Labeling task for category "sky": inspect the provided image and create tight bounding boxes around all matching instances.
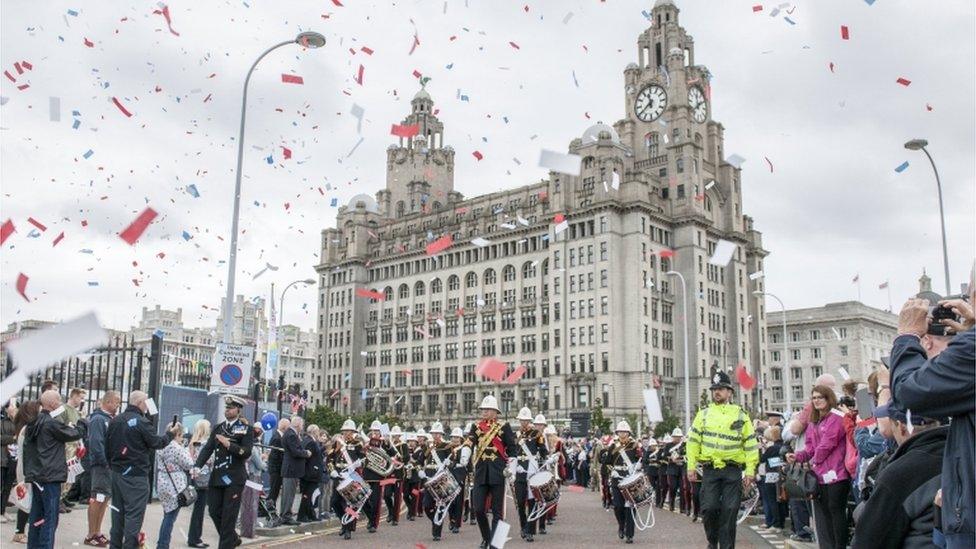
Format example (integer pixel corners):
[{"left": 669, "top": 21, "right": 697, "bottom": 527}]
[{"left": 1, "top": 0, "right": 974, "bottom": 335}]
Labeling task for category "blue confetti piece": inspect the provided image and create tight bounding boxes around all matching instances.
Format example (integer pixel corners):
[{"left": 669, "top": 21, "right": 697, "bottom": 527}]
[
  {"left": 153, "top": 328, "right": 165, "bottom": 338},
  {"left": 503, "top": 117, "right": 509, "bottom": 124},
  {"left": 127, "top": 418, "right": 137, "bottom": 427},
  {"left": 784, "top": 17, "right": 796, "bottom": 25},
  {"left": 123, "top": 466, "right": 132, "bottom": 475},
  {"left": 445, "top": 63, "right": 454, "bottom": 70},
  {"left": 864, "top": 0, "right": 876, "bottom": 4},
  {"left": 67, "top": 9, "right": 78, "bottom": 16},
  {"left": 895, "top": 161, "right": 909, "bottom": 173},
  {"left": 572, "top": 70, "right": 579, "bottom": 88},
  {"left": 361, "top": 388, "right": 368, "bottom": 400},
  {"left": 460, "top": 94, "right": 469, "bottom": 102},
  {"left": 27, "top": 229, "right": 40, "bottom": 238},
  {"left": 253, "top": 200, "right": 260, "bottom": 207},
  {"left": 330, "top": 198, "right": 338, "bottom": 207},
  {"left": 182, "top": 231, "right": 192, "bottom": 241},
  {"left": 266, "top": 155, "right": 274, "bottom": 164},
  {"left": 344, "top": 373, "right": 351, "bottom": 381},
  {"left": 185, "top": 184, "right": 200, "bottom": 198},
  {"left": 82, "top": 149, "right": 94, "bottom": 159},
  {"left": 72, "top": 110, "right": 80, "bottom": 116},
  {"left": 79, "top": 249, "right": 93, "bottom": 254},
  {"left": 641, "top": 9, "right": 652, "bottom": 20},
  {"left": 222, "top": 475, "right": 232, "bottom": 485},
  {"left": 72, "top": 119, "right": 80, "bottom": 129},
  {"left": 87, "top": 281, "right": 98, "bottom": 286}
]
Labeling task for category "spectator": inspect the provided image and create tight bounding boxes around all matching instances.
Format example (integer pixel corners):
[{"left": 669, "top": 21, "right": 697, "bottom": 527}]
[
  {"left": 1, "top": 399, "right": 18, "bottom": 524},
  {"left": 84, "top": 390, "right": 121, "bottom": 548},
  {"left": 787, "top": 385, "right": 850, "bottom": 549},
  {"left": 759, "top": 426, "right": 787, "bottom": 533},
  {"left": 266, "top": 417, "right": 289, "bottom": 515},
  {"left": 106, "top": 391, "right": 178, "bottom": 549},
  {"left": 62, "top": 387, "right": 88, "bottom": 512},
  {"left": 279, "top": 416, "right": 310, "bottom": 525},
  {"left": 851, "top": 406, "right": 947, "bottom": 548},
  {"left": 298, "top": 424, "right": 324, "bottom": 523},
  {"left": 186, "top": 420, "right": 212, "bottom": 548},
  {"left": 23, "top": 390, "right": 87, "bottom": 549},
  {"left": 10, "top": 400, "right": 40, "bottom": 544},
  {"left": 316, "top": 430, "right": 332, "bottom": 520},
  {"left": 889, "top": 280, "right": 976, "bottom": 549},
  {"left": 155, "top": 422, "right": 195, "bottom": 549},
  {"left": 789, "top": 374, "right": 838, "bottom": 439},
  {"left": 238, "top": 424, "right": 266, "bottom": 538}
]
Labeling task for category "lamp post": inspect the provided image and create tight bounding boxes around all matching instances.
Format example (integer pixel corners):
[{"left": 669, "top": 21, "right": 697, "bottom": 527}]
[
  {"left": 754, "top": 291, "right": 790, "bottom": 414},
  {"left": 904, "top": 139, "right": 951, "bottom": 295},
  {"left": 279, "top": 278, "right": 316, "bottom": 329},
  {"left": 666, "top": 270, "right": 691, "bottom": 431},
  {"left": 221, "top": 31, "right": 326, "bottom": 344}
]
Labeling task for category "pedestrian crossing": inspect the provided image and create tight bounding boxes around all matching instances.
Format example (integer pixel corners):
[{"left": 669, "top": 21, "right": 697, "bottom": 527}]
[{"left": 749, "top": 523, "right": 786, "bottom": 548}]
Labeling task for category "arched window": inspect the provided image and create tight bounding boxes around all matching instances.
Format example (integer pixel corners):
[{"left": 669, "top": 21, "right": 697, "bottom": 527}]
[
  {"left": 583, "top": 156, "right": 596, "bottom": 169},
  {"left": 694, "top": 133, "right": 703, "bottom": 147},
  {"left": 522, "top": 261, "right": 537, "bottom": 278},
  {"left": 398, "top": 284, "right": 409, "bottom": 300},
  {"left": 414, "top": 281, "right": 426, "bottom": 296},
  {"left": 484, "top": 268, "right": 497, "bottom": 285},
  {"left": 383, "top": 286, "right": 394, "bottom": 301},
  {"left": 447, "top": 275, "right": 460, "bottom": 291},
  {"left": 431, "top": 278, "right": 443, "bottom": 293},
  {"left": 503, "top": 265, "right": 516, "bottom": 282},
  {"left": 541, "top": 258, "right": 550, "bottom": 276},
  {"left": 465, "top": 272, "right": 478, "bottom": 288},
  {"left": 645, "top": 132, "right": 660, "bottom": 156}
]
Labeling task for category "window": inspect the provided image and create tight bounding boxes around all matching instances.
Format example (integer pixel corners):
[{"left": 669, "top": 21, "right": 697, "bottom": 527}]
[
  {"left": 399, "top": 284, "right": 410, "bottom": 299},
  {"left": 465, "top": 272, "right": 478, "bottom": 288},
  {"left": 790, "top": 331, "right": 801, "bottom": 342},
  {"left": 484, "top": 268, "right": 497, "bottom": 285},
  {"left": 600, "top": 241, "right": 608, "bottom": 261},
  {"left": 840, "top": 345, "right": 849, "bottom": 356},
  {"left": 791, "top": 349, "right": 800, "bottom": 361},
  {"left": 503, "top": 265, "right": 516, "bottom": 282},
  {"left": 771, "top": 350, "right": 781, "bottom": 362},
  {"left": 812, "top": 348, "right": 822, "bottom": 359},
  {"left": 448, "top": 275, "right": 460, "bottom": 291},
  {"left": 431, "top": 278, "right": 443, "bottom": 293}
]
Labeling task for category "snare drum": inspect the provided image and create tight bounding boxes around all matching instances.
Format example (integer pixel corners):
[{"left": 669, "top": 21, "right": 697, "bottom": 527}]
[
  {"left": 337, "top": 477, "right": 371, "bottom": 508},
  {"left": 528, "top": 471, "right": 560, "bottom": 506},
  {"left": 425, "top": 470, "right": 461, "bottom": 506},
  {"left": 619, "top": 472, "right": 654, "bottom": 508}
]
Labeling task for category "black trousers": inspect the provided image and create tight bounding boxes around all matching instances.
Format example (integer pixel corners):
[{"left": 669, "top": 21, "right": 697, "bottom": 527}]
[
  {"left": 813, "top": 482, "right": 850, "bottom": 549},
  {"left": 700, "top": 465, "right": 743, "bottom": 549},
  {"left": 448, "top": 481, "right": 464, "bottom": 529},
  {"left": 331, "top": 490, "right": 358, "bottom": 532},
  {"left": 187, "top": 487, "right": 208, "bottom": 544},
  {"left": 692, "top": 481, "right": 702, "bottom": 517},
  {"left": 472, "top": 482, "right": 505, "bottom": 543},
  {"left": 405, "top": 480, "right": 422, "bottom": 518},
  {"left": 297, "top": 479, "right": 318, "bottom": 521},
  {"left": 267, "top": 473, "right": 282, "bottom": 508},
  {"left": 383, "top": 481, "right": 399, "bottom": 522},
  {"left": 513, "top": 480, "right": 538, "bottom": 535},
  {"left": 653, "top": 474, "right": 666, "bottom": 507},
  {"left": 666, "top": 473, "right": 680, "bottom": 509},
  {"left": 611, "top": 480, "right": 636, "bottom": 539},
  {"left": 423, "top": 489, "right": 445, "bottom": 537},
  {"left": 207, "top": 484, "right": 245, "bottom": 549},
  {"left": 366, "top": 481, "right": 383, "bottom": 528}
]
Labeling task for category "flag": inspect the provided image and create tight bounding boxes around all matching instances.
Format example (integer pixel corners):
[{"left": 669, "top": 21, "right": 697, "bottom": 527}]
[
  {"left": 878, "top": 281, "right": 888, "bottom": 290},
  {"left": 266, "top": 292, "right": 278, "bottom": 379}
]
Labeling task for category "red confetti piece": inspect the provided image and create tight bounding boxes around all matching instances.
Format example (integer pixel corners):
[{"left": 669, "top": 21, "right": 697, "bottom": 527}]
[
  {"left": 332, "top": 0, "right": 344, "bottom": 5},
  {"left": 156, "top": 252, "right": 166, "bottom": 259},
  {"left": 281, "top": 146, "right": 292, "bottom": 159},
  {"left": 16, "top": 273, "right": 30, "bottom": 302},
  {"left": 764, "top": 156, "right": 774, "bottom": 173},
  {"left": 33, "top": 519, "right": 45, "bottom": 527},
  {"left": 896, "top": 77, "right": 911, "bottom": 87},
  {"left": 14, "top": 62, "right": 23, "bottom": 75},
  {"left": 361, "top": 46, "right": 374, "bottom": 55},
  {"left": 356, "top": 288, "right": 385, "bottom": 300},
  {"left": 354, "top": 65, "right": 364, "bottom": 85},
  {"left": 568, "top": 485, "right": 585, "bottom": 493},
  {"left": 152, "top": 4, "right": 181, "bottom": 36},
  {"left": 27, "top": 217, "right": 47, "bottom": 231},
  {"left": 52, "top": 231, "right": 65, "bottom": 247},
  {"left": 554, "top": 213, "right": 566, "bottom": 224},
  {"left": 81, "top": 220, "right": 88, "bottom": 227},
  {"left": 119, "top": 207, "right": 158, "bottom": 245},
  {"left": 829, "top": 62, "right": 835, "bottom": 73},
  {"left": 112, "top": 97, "right": 133, "bottom": 117},
  {"left": 925, "top": 103, "right": 933, "bottom": 112},
  {"left": 840, "top": 25, "right": 850, "bottom": 40},
  {"left": 752, "top": 4, "right": 763, "bottom": 12},
  {"left": 412, "top": 69, "right": 422, "bottom": 79},
  {"left": 391, "top": 124, "right": 419, "bottom": 138},
  {"left": 426, "top": 235, "right": 453, "bottom": 256},
  {"left": 0, "top": 219, "right": 14, "bottom": 245},
  {"left": 84, "top": 37, "right": 94, "bottom": 47},
  {"left": 584, "top": 112, "right": 591, "bottom": 119},
  {"left": 476, "top": 358, "right": 507, "bottom": 382},
  {"left": 736, "top": 363, "right": 757, "bottom": 391},
  {"left": 659, "top": 249, "right": 675, "bottom": 259},
  {"left": 3, "top": 70, "right": 15, "bottom": 83},
  {"left": 21, "top": 60, "right": 32, "bottom": 70},
  {"left": 472, "top": 151, "right": 483, "bottom": 161},
  {"left": 504, "top": 365, "right": 527, "bottom": 384},
  {"left": 416, "top": 544, "right": 428, "bottom": 549},
  {"left": 16, "top": 84, "right": 29, "bottom": 91},
  {"left": 281, "top": 74, "right": 304, "bottom": 85},
  {"left": 509, "top": 41, "right": 520, "bottom": 50},
  {"left": 523, "top": 4, "right": 529, "bottom": 12}
]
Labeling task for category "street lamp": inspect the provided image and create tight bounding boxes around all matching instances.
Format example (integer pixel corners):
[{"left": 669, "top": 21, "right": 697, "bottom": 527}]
[
  {"left": 221, "top": 31, "right": 327, "bottom": 344},
  {"left": 904, "top": 139, "right": 951, "bottom": 295},
  {"left": 666, "top": 271, "right": 692, "bottom": 431},
  {"left": 279, "top": 278, "right": 316, "bottom": 328},
  {"left": 754, "top": 291, "right": 791, "bottom": 414}
]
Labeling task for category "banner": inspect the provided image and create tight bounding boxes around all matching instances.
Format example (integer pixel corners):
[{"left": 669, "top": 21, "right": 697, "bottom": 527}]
[
  {"left": 210, "top": 343, "right": 254, "bottom": 396},
  {"left": 266, "top": 287, "right": 278, "bottom": 380}
]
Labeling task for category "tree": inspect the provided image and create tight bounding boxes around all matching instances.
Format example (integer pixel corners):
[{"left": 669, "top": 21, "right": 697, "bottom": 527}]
[
  {"left": 590, "top": 404, "right": 612, "bottom": 436},
  {"left": 653, "top": 407, "right": 680, "bottom": 439}
]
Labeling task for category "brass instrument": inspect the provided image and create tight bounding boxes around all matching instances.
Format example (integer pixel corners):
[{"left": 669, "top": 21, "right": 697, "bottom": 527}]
[{"left": 365, "top": 444, "right": 396, "bottom": 476}]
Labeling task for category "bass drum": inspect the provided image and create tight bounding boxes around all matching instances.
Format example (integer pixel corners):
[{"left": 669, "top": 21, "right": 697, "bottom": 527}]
[
  {"left": 528, "top": 471, "right": 560, "bottom": 506},
  {"left": 337, "top": 477, "right": 371, "bottom": 508},
  {"left": 425, "top": 470, "right": 461, "bottom": 507},
  {"left": 619, "top": 472, "right": 655, "bottom": 508}
]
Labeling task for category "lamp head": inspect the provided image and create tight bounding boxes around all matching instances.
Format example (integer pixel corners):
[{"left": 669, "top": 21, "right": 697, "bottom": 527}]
[
  {"left": 904, "top": 139, "right": 928, "bottom": 151},
  {"left": 296, "top": 31, "right": 326, "bottom": 49},
  {"left": 752, "top": 290, "right": 764, "bottom": 297},
  {"left": 302, "top": 278, "right": 316, "bottom": 285}
]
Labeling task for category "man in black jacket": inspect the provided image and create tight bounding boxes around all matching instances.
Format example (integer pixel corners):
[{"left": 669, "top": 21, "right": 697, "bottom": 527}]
[
  {"left": 279, "top": 415, "right": 310, "bottom": 525},
  {"left": 852, "top": 406, "right": 947, "bottom": 549},
  {"left": 466, "top": 395, "right": 518, "bottom": 549},
  {"left": 266, "top": 417, "right": 289, "bottom": 514},
  {"left": 105, "top": 390, "right": 176, "bottom": 549},
  {"left": 193, "top": 395, "right": 254, "bottom": 549},
  {"left": 24, "top": 390, "right": 87, "bottom": 548}
]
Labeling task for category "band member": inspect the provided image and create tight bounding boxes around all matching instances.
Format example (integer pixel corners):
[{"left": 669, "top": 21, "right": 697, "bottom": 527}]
[
  {"left": 409, "top": 429, "right": 428, "bottom": 520},
  {"left": 385, "top": 425, "right": 407, "bottom": 526},
  {"left": 669, "top": 428, "right": 692, "bottom": 515},
  {"left": 193, "top": 395, "right": 255, "bottom": 549},
  {"left": 363, "top": 420, "right": 398, "bottom": 532},
  {"left": 686, "top": 371, "right": 758, "bottom": 549},
  {"left": 655, "top": 434, "right": 672, "bottom": 508},
  {"left": 420, "top": 422, "right": 452, "bottom": 541},
  {"left": 542, "top": 424, "right": 564, "bottom": 528},
  {"left": 598, "top": 436, "right": 613, "bottom": 509},
  {"left": 466, "top": 395, "right": 518, "bottom": 549},
  {"left": 403, "top": 433, "right": 421, "bottom": 521},
  {"left": 327, "top": 419, "right": 365, "bottom": 540},
  {"left": 513, "top": 407, "right": 548, "bottom": 542},
  {"left": 448, "top": 427, "right": 471, "bottom": 534},
  {"left": 642, "top": 437, "right": 660, "bottom": 508},
  {"left": 605, "top": 420, "right": 641, "bottom": 544}
]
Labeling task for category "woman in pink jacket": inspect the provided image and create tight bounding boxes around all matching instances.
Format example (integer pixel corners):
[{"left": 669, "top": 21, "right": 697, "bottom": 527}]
[{"left": 787, "top": 385, "right": 850, "bottom": 549}]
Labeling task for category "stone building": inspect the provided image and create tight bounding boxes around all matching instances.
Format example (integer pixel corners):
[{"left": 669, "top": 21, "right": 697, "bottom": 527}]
[
  {"left": 258, "top": 324, "right": 320, "bottom": 407},
  {"left": 315, "top": 0, "right": 769, "bottom": 424}
]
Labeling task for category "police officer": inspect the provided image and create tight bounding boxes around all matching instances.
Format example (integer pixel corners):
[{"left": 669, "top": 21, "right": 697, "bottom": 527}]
[
  {"left": 605, "top": 420, "right": 641, "bottom": 544},
  {"left": 466, "top": 395, "right": 518, "bottom": 549},
  {"left": 686, "top": 370, "right": 759, "bottom": 549},
  {"left": 193, "top": 395, "right": 254, "bottom": 549},
  {"left": 447, "top": 427, "right": 471, "bottom": 534},
  {"left": 513, "top": 407, "right": 548, "bottom": 542}
]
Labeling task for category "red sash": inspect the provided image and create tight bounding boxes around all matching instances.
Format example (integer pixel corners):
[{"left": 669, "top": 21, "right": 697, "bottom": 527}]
[{"left": 478, "top": 420, "right": 508, "bottom": 460}]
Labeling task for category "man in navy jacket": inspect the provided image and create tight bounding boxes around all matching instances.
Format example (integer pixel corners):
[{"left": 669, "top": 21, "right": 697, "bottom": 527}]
[{"left": 889, "top": 275, "right": 975, "bottom": 549}]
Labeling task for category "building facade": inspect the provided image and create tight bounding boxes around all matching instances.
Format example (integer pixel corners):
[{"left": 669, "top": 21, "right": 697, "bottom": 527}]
[
  {"left": 258, "top": 324, "right": 321, "bottom": 407},
  {"left": 763, "top": 301, "right": 897, "bottom": 413},
  {"left": 315, "top": 0, "right": 769, "bottom": 424}
]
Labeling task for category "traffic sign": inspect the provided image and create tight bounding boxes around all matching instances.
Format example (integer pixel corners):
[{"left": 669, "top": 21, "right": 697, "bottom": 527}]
[{"left": 210, "top": 343, "right": 254, "bottom": 395}]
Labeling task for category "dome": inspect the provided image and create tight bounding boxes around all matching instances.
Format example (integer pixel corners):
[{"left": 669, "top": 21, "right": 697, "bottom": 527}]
[
  {"left": 582, "top": 122, "right": 620, "bottom": 144},
  {"left": 654, "top": 0, "right": 676, "bottom": 7},
  {"left": 348, "top": 193, "right": 380, "bottom": 213},
  {"left": 625, "top": 62, "right": 639, "bottom": 71},
  {"left": 413, "top": 88, "right": 431, "bottom": 101}
]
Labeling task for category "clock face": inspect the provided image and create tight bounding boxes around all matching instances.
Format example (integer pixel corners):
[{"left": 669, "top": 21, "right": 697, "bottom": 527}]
[
  {"left": 688, "top": 86, "right": 707, "bottom": 123},
  {"left": 634, "top": 85, "right": 667, "bottom": 122}
]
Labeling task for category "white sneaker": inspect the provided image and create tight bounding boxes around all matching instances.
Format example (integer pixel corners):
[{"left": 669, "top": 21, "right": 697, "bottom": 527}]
[{"left": 0, "top": 515, "right": 8, "bottom": 524}]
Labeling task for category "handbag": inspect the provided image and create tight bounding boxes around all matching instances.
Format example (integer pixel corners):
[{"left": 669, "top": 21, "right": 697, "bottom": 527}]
[
  {"left": 162, "top": 457, "right": 197, "bottom": 508},
  {"left": 783, "top": 462, "right": 818, "bottom": 499}
]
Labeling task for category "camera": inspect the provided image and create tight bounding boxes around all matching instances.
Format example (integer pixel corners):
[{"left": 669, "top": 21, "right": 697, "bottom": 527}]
[
  {"left": 928, "top": 295, "right": 966, "bottom": 336},
  {"left": 839, "top": 396, "right": 856, "bottom": 409}
]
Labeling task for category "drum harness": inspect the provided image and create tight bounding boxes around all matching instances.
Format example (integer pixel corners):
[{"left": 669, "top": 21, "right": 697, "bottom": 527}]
[
  {"left": 427, "top": 446, "right": 456, "bottom": 526},
  {"left": 338, "top": 439, "right": 371, "bottom": 526},
  {"left": 615, "top": 442, "right": 656, "bottom": 531},
  {"left": 520, "top": 439, "right": 560, "bottom": 522}
]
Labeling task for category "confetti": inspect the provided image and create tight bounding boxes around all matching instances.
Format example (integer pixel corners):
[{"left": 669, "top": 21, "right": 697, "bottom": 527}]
[
  {"left": 84, "top": 37, "right": 94, "bottom": 47},
  {"left": 553, "top": 213, "right": 568, "bottom": 235},
  {"left": 391, "top": 124, "right": 419, "bottom": 138},
  {"left": 752, "top": 4, "right": 763, "bottom": 12},
  {"left": 659, "top": 249, "right": 675, "bottom": 259},
  {"left": 361, "top": 46, "right": 374, "bottom": 55},
  {"left": 0, "top": 219, "right": 14, "bottom": 245},
  {"left": 350, "top": 103, "right": 365, "bottom": 133},
  {"left": 476, "top": 358, "right": 507, "bottom": 382},
  {"left": 16, "top": 273, "right": 30, "bottom": 302},
  {"left": 281, "top": 74, "right": 304, "bottom": 85},
  {"left": 708, "top": 240, "right": 736, "bottom": 266},
  {"left": 354, "top": 65, "right": 364, "bottom": 85},
  {"left": 509, "top": 41, "right": 520, "bottom": 50},
  {"left": 152, "top": 4, "right": 181, "bottom": 36},
  {"left": 111, "top": 97, "right": 133, "bottom": 117},
  {"left": 829, "top": 62, "right": 835, "bottom": 73},
  {"left": 425, "top": 235, "right": 453, "bottom": 256},
  {"left": 504, "top": 365, "right": 526, "bottom": 384},
  {"left": 539, "top": 149, "right": 582, "bottom": 176},
  {"left": 894, "top": 161, "right": 909, "bottom": 173},
  {"left": 471, "top": 237, "right": 490, "bottom": 247},
  {"left": 52, "top": 232, "right": 65, "bottom": 247},
  {"left": 896, "top": 77, "right": 911, "bottom": 87},
  {"left": 472, "top": 151, "right": 483, "bottom": 161},
  {"left": 119, "top": 207, "right": 158, "bottom": 245},
  {"left": 185, "top": 184, "right": 200, "bottom": 198},
  {"left": 281, "top": 146, "right": 292, "bottom": 160},
  {"left": 726, "top": 154, "right": 746, "bottom": 168},
  {"left": 764, "top": 156, "right": 774, "bottom": 173},
  {"left": 331, "top": 0, "right": 343, "bottom": 6},
  {"left": 840, "top": 25, "right": 850, "bottom": 40},
  {"left": 736, "top": 364, "right": 756, "bottom": 391},
  {"left": 27, "top": 217, "right": 47, "bottom": 231},
  {"left": 491, "top": 520, "right": 512, "bottom": 548}
]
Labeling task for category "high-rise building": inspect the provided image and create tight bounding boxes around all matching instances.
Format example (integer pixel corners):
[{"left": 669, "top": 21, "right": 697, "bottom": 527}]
[{"left": 315, "top": 0, "right": 768, "bottom": 423}]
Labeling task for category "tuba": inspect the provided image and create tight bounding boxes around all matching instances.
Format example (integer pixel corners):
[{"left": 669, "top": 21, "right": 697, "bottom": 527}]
[{"left": 366, "top": 444, "right": 396, "bottom": 476}]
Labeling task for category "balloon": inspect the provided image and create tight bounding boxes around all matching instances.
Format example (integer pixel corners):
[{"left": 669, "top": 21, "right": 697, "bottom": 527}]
[{"left": 260, "top": 412, "right": 278, "bottom": 431}]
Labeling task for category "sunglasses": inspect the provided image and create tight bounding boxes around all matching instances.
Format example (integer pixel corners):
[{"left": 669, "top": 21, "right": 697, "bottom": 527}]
[{"left": 811, "top": 396, "right": 826, "bottom": 401}]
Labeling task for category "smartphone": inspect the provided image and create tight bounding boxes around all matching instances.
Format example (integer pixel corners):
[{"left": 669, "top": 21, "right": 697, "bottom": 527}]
[
  {"left": 855, "top": 388, "right": 875, "bottom": 421},
  {"left": 171, "top": 414, "right": 178, "bottom": 427}
]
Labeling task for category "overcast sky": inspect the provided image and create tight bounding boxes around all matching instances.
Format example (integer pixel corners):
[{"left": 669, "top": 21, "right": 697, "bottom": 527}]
[{"left": 2, "top": 0, "right": 973, "bottom": 334}]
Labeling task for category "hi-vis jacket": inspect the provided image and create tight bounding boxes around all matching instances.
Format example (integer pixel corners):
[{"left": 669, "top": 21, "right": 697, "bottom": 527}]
[{"left": 686, "top": 403, "right": 759, "bottom": 476}]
